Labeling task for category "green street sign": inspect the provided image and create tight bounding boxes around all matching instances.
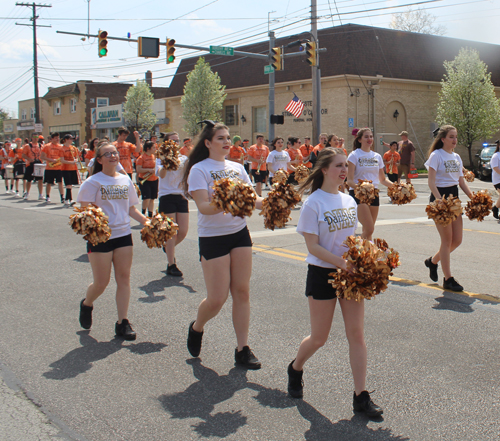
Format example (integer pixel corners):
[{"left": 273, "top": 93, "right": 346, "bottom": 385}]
[
  {"left": 209, "top": 45, "right": 234, "bottom": 56},
  {"left": 264, "top": 65, "right": 274, "bottom": 75}
]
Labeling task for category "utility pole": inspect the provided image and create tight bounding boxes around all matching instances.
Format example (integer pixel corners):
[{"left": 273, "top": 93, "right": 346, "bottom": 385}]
[
  {"left": 311, "top": 0, "right": 321, "bottom": 144},
  {"left": 16, "top": 2, "right": 52, "bottom": 128},
  {"left": 268, "top": 31, "right": 276, "bottom": 141}
]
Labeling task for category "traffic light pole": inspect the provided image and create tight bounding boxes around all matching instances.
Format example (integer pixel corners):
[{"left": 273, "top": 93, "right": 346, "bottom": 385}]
[
  {"left": 311, "top": 0, "right": 321, "bottom": 144},
  {"left": 268, "top": 31, "right": 276, "bottom": 141}
]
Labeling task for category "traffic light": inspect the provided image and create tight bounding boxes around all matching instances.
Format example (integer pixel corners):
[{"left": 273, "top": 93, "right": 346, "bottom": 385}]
[
  {"left": 305, "top": 41, "right": 316, "bottom": 66},
  {"left": 98, "top": 30, "right": 108, "bottom": 57},
  {"left": 166, "top": 38, "right": 176, "bottom": 64},
  {"left": 271, "top": 47, "right": 282, "bottom": 71}
]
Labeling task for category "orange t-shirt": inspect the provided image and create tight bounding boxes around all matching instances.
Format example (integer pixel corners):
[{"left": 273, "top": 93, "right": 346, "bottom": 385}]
[
  {"left": 113, "top": 141, "right": 137, "bottom": 174},
  {"left": 383, "top": 151, "right": 401, "bottom": 174},
  {"left": 9, "top": 148, "right": 24, "bottom": 164},
  {"left": 22, "top": 144, "right": 41, "bottom": 166},
  {"left": 179, "top": 145, "right": 192, "bottom": 157},
  {"left": 42, "top": 143, "right": 63, "bottom": 170},
  {"left": 61, "top": 145, "right": 79, "bottom": 171},
  {"left": 247, "top": 144, "right": 269, "bottom": 171},
  {"left": 227, "top": 145, "right": 245, "bottom": 162},
  {"left": 0, "top": 147, "right": 11, "bottom": 169},
  {"left": 300, "top": 144, "right": 314, "bottom": 168},
  {"left": 286, "top": 148, "right": 303, "bottom": 173},
  {"left": 136, "top": 154, "right": 158, "bottom": 181}
]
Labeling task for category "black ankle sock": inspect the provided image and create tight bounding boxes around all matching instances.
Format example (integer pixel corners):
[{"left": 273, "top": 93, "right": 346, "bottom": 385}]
[
  {"left": 65, "top": 189, "right": 72, "bottom": 200},
  {"left": 142, "top": 209, "right": 146, "bottom": 215},
  {"left": 148, "top": 211, "right": 153, "bottom": 217}
]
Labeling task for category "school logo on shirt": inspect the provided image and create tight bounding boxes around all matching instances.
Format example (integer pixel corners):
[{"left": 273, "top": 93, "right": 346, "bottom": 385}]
[
  {"left": 210, "top": 169, "right": 241, "bottom": 181},
  {"left": 444, "top": 160, "right": 460, "bottom": 173},
  {"left": 100, "top": 185, "right": 129, "bottom": 200},
  {"left": 358, "top": 157, "right": 379, "bottom": 167},
  {"left": 323, "top": 207, "right": 356, "bottom": 232}
]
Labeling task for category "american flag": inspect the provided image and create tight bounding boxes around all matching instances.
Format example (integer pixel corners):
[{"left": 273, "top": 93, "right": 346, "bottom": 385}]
[{"left": 285, "top": 94, "right": 305, "bottom": 118}]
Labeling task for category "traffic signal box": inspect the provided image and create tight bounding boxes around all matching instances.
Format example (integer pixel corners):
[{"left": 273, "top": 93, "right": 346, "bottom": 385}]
[
  {"left": 305, "top": 41, "right": 316, "bottom": 66},
  {"left": 166, "top": 38, "right": 176, "bottom": 64},
  {"left": 271, "top": 47, "right": 282, "bottom": 71},
  {"left": 98, "top": 30, "right": 108, "bottom": 57}
]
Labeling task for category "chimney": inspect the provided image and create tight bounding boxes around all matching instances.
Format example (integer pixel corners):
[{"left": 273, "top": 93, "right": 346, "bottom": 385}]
[{"left": 145, "top": 70, "right": 152, "bottom": 86}]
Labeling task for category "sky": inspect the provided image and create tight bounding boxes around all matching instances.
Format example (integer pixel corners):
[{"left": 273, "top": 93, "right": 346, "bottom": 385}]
[{"left": 0, "top": 0, "right": 499, "bottom": 118}]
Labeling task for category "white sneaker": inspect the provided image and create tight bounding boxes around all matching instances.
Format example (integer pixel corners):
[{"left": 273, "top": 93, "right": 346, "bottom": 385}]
[
  {"left": 7, "top": 189, "right": 13, "bottom": 194},
  {"left": 64, "top": 200, "right": 70, "bottom": 206},
  {"left": 69, "top": 200, "right": 76, "bottom": 206},
  {"left": 15, "top": 192, "right": 21, "bottom": 198},
  {"left": 38, "top": 194, "right": 45, "bottom": 200},
  {"left": 45, "top": 196, "right": 51, "bottom": 203},
  {"left": 23, "top": 192, "right": 29, "bottom": 200}
]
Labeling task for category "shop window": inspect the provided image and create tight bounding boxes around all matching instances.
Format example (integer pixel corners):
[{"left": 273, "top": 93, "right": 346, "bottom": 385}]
[
  {"left": 224, "top": 105, "right": 238, "bottom": 126},
  {"left": 97, "top": 97, "right": 109, "bottom": 107},
  {"left": 253, "top": 107, "right": 267, "bottom": 134}
]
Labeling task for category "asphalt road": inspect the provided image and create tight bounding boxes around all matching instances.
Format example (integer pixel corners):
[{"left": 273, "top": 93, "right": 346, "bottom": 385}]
[{"left": 0, "top": 176, "right": 499, "bottom": 441}]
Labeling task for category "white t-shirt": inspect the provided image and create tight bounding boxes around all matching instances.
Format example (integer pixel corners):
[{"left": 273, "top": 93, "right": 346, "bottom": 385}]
[
  {"left": 425, "top": 149, "right": 463, "bottom": 187},
  {"left": 76, "top": 172, "right": 139, "bottom": 239},
  {"left": 187, "top": 158, "right": 252, "bottom": 237},
  {"left": 490, "top": 152, "right": 500, "bottom": 186},
  {"left": 87, "top": 157, "right": 125, "bottom": 173},
  {"left": 266, "top": 150, "right": 291, "bottom": 176},
  {"left": 297, "top": 189, "right": 358, "bottom": 269},
  {"left": 156, "top": 155, "right": 188, "bottom": 197},
  {"left": 347, "top": 149, "right": 384, "bottom": 188}
]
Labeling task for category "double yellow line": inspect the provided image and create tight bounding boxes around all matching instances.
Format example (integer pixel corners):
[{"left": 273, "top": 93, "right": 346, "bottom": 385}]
[{"left": 252, "top": 243, "right": 500, "bottom": 304}]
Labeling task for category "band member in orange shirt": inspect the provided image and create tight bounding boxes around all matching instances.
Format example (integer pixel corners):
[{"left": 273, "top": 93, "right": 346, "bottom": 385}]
[
  {"left": 383, "top": 141, "right": 401, "bottom": 184},
  {"left": 113, "top": 126, "right": 142, "bottom": 179},
  {"left": 300, "top": 136, "right": 314, "bottom": 169},
  {"left": 310, "top": 133, "right": 328, "bottom": 168},
  {"left": 247, "top": 134, "right": 269, "bottom": 197},
  {"left": 21, "top": 134, "right": 44, "bottom": 200},
  {"left": 60, "top": 134, "right": 80, "bottom": 206},
  {"left": 41, "top": 132, "right": 64, "bottom": 203},
  {"left": 286, "top": 137, "right": 304, "bottom": 184},
  {"left": 227, "top": 136, "right": 246, "bottom": 166},
  {"left": 9, "top": 138, "right": 25, "bottom": 197},
  {"left": 136, "top": 141, "right": 158, "bottom": 217},
  {"left": 180, "top": 138, "right": 194, "bottom": 157}
]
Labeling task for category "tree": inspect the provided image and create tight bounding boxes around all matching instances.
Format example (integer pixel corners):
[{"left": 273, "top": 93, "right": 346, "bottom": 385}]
[
  {"left": 436, "top": 48, "right": 500, "bottom": 168},
  {"left": 390, "top": 7, "right": 446, "bottom": 36},
  {"left": 123, "top": 80, "right": 157, "bottom": 135},
  {"left": 181, "top": 57, "right": 227, "bottom": 137},
  {"left": 0, "top": 107, "right": 10, "bottom": 140}
]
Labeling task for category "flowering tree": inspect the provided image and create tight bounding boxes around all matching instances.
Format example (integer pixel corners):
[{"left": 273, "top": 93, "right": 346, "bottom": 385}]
[
  {"left": 123, "top": 81, "right": 157, "bottom": 135},
  {"left": 436, "top": 48, "right": 500, "bottom": 168}
]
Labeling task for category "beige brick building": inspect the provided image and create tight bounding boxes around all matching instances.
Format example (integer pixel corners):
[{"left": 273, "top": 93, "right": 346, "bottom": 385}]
[{"left": 164, "top": 24, "right": 500, "bottom": 169}]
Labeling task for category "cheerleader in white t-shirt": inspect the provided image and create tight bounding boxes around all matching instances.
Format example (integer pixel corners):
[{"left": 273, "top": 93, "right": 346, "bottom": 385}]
[
  {"left": 424, "top": 125, "right": 472, "bottom": 292},
  {"left": 77, "top": 141, "right": 148, "bottom": 340},
  {"left": 490, "top": 141, "right": 500, "bottom": 220},
  {"left": 156, "top": 131, "right": 189, "bottom": 277},
  {"left": 287, "top": 147, "right": 383, "bottom": 417},
  {"left": 182, "top": 121, "right": 263, "bottom": 369},
  {"left": 266, "top": 137, "right": 294, "bottom": 182},
  {"left": 346, "top": 128, "right": 394, "bottom": 240}
]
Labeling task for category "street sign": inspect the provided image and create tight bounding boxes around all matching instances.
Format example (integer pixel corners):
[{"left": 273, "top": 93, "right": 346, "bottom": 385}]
[
  {"left": 209, "top": 45, "right": 234, "bottom": 56},
  {"left": 34, "top": 123, "right": 43, "bottom": 132},
  {"left": 264, "top": 65, "right": 275, "bottom": 75},
  {"left": 348, "top": 117, "right": 354, "bottom": 128}
]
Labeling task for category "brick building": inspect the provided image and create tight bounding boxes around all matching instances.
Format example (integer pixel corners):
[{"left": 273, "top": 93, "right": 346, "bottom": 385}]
[{"left": 164, "top": 24, "right": 500, "bottom": 168}]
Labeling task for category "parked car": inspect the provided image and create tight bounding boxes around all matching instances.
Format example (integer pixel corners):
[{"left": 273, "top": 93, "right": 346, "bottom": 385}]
[{"left": 475, "top": 145, "right": 497, "bottom": 181}]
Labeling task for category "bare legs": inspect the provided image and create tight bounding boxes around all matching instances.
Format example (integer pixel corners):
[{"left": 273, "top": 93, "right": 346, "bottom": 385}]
[
  {"left": 431, "top": 216, "right": 463, "bottom": 280},
  {"left": 357, "top": 204, "right": 379, "bottom": 240},
  {"left": 164, "top": 212, "right": 189, "bottom": 265}
]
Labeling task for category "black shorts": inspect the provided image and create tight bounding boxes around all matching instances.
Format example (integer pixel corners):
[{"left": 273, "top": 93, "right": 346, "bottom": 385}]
[
  {"left": 287, "top": 172, "right": 298, "bottom": 185},
  {"left": 87, "top": 233, "right": 133, "bottom": 254},
  {"left": 44, "top": 169, "right": 62, "bottom": 184},
  {"left": 139, "top": 179, "right": 159, "bottom": 200},
  {"left": 305, "top": 265, "right": 338, "bottom": 300},
  {"left": 349, "top": 189, "right": 380, "bottom": 207},
  {"left": 494, "top": 183, "right": 500, "bottom": 190},
  {"left": 251, "top": 169, "right": 268, "bottom": 184},
  {"left": 159, "top": 194, "right": 188, "bottom": 214},
  {"left": 62, "top": 170, "right": 79, "bottom": 186},
  {"left": 24, "top": 165, "right": 42, "bottom": 182},
  {"left": 199, "top": 226, "right": 252, "bottom": 261},
  {"left": 429, "top": 185, "right": 459, "bottom": 203},
  {"left": 244, "top": 163, "right": 250, "bottom": 174},
  {"left": 387, "top": 173, "right": 398, "bottom": 183}
]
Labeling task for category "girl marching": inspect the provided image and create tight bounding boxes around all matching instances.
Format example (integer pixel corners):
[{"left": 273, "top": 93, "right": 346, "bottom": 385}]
[
  {"left": 346, "top": 128, "right": 394, "bottom": 240},
  {"left": 136, "top": 140, "right": 159, "bottom": 218},
  {"left": 77, "top": 140, "right": 148, "bottom": 340},
  {"left": 287, "top": 147, "right": 383, "bottom": 417},
  {"left": 182, "top": 121, "right": 263, "bottom": 369},
  {"left": 424, "top": 125, "right": 472, "bottom": 292}
]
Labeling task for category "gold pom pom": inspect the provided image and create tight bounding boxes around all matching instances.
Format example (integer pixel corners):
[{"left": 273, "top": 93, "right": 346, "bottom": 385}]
[
  {"left": 465, "top": 190, "right": 493, "bottom": 221},
  {"left": 387, "top": 183, "right": 417, "bottom": 205},
  {"left": 295, "top": 164, "right": 310, "bottom": 183},
  {"left": 157, "top": 139, "right": 181, "bottom": 171},
  {"left": 69, "top": 204, "right": 111, "bottom": 245},
  {"left": 328, "top": 235, "right": 400, "bottom": 301},
  {"left": 272, "top": 169, "right": 288, "bottom": 185},
  {"left": 140, "top": 212, "right": 179, "bottom": 248},
  {"left": 354, "top": 180, "right": 379, "bottom": 205},
  {"left": 210, "top": 178, "right": 257, "bottom": 218},
  {"left": 425, "top": 195, "right": 463, "bottom": 226},
  {"left": 259, "top": 182, "right": 301, "bottom": 230},
  {"left": 463, "top": 168, "right": 475, "bottom": 183}
]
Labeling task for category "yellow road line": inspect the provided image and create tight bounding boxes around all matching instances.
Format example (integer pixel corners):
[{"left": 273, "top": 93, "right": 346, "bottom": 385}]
[
  {"left": 406, "top": 222, "right": 500, "bottom": 235},
  {"left": 253, "top": 243, "right": 307, "bottom": 256},
  {"left": 252, "top": 246, "right": 304, "bottom": 261}
]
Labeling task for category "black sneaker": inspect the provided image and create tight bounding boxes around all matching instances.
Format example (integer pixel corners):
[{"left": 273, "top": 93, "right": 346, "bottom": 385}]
[
  {"left": 115, "top": 319, "right": 137, "bottom": 341},
  {"left": 493, "top": 206, "right": 499, "bottom": 219},
  {"left": 235, "top": 346, "right": 261, "bottom": 370},
  {"left": 166, "top": 263, "right": 183, "bottom": 277},
  {"left": 287, "top": 360, "right": 304, "bottom": 398},
  {"left": 424, "top": 257, "right": 439, "bottom": 282},
  {"left": 353, "top": 391, "right": 383, "bottom": 418},
  {"left": 187, "top": 321, "right": 203, "bottom": 357},
  {"left": 443, "top": 277, "right": 463, "bottom": 292},
  {"left": 79, "top": 299, "right": 93, "bottom": 329}
]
